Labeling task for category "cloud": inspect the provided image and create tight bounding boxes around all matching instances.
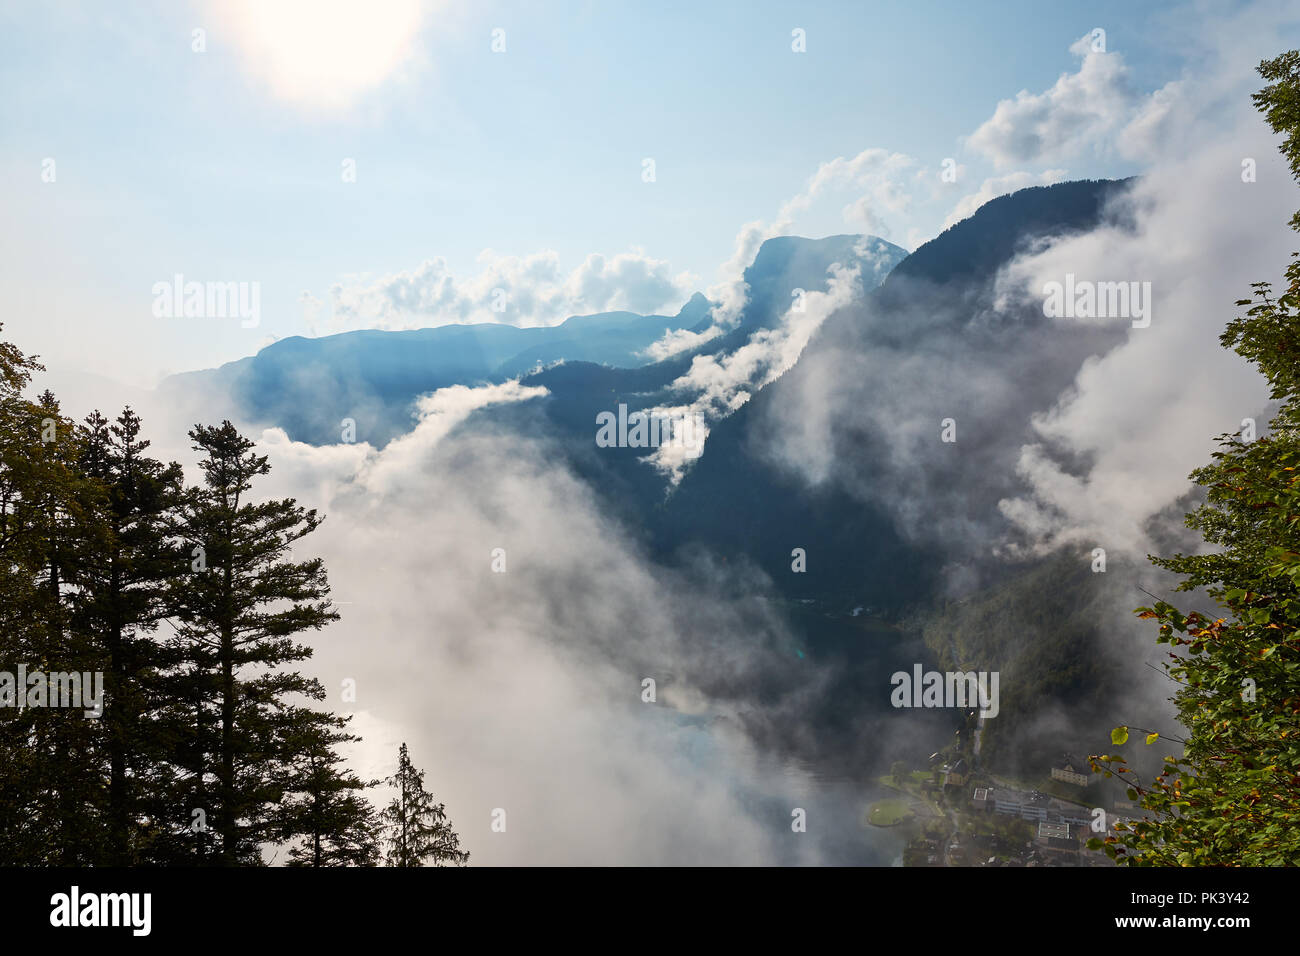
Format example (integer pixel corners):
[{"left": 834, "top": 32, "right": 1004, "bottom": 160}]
[
  {"left": 754, "top": 6, "right": 1298, "bottom": 571},
  {"left": 800, "top": 149, "right": 915, "bottom": 211},
  {"left": 646, "top": 148, "right": 915, "bottom": 361},
  {"left": 647, "top": 253, "right": 870, "bottom": 482},
  {"left": 1117, "top": 81, "right": 1187, "bottom": 162},
  {"left": 965, "top": 34, "right": 1135, "bottom": 168},
  {"left": 213, "top": 0, "right": 429, "bottom": 113},
  {"left": 992, "top": 148, "right": 1288, "bottom": 555},
  {"left": 980, "top": 2, "right": 1300, "bottom": 556},
  {"left": 748, "top": 274, "right": 1127, "bottom": 573},
  {"left": 232, "top": 379, "right": 868, "bottom": 864},
  {"left": 353, "top": 380, "right": 551, "bottom": 495},
  {"left": 942, "top": 169, "right": 1069, "bottom": 229},
  {"left": 641, "top": 325, "right": 721, "bottom": 362},
  {"left": 841, "top": 195, "right": 893, "bottom": 237},
  {"left": 673, "top": 261, "right": 865, "bottom": 416},
  {"left": 321, "top": 248, "right": 696, "bottom": 332}
]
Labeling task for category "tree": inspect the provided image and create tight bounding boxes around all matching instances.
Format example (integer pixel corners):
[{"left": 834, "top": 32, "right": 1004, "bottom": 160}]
[
  {"left": 167, "top": 421, "right": 340, "bottom": 864},
  {"left": 72, "top": 407, "right": 187, "bottom": 864},
  {"left": 0, "top": 335, "right": 380, "bottom": 866},
  {"left": 277, "top": 716, "right": 382, "bottom": 867},
  {"left": 381, "top": 743, "right": 468, "bottom": 867},
  {"left": 1094, "top": 51, "right": 1300, "bottom": 866},
  {"left": 0, "top": 348, "right": 108, "bottom": 864}
]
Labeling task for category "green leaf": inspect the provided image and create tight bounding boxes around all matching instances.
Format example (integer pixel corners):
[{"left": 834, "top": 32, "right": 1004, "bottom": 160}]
[
  {"left": 1146, "top": 732, "right": 1159, "bottom": 745},
  {"left": 1112, "top": 726, "right": 1129, "bottom": 746}
]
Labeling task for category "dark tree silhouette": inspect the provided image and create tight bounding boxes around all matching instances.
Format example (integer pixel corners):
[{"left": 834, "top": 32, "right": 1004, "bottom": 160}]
[{"left": 382, "top": 743, "right": 469, "bottom": 867}]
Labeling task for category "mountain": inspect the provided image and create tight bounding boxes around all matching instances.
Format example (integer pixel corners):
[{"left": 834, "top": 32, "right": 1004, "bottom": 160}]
[
  {"left": 162, "top": 185, "right": 1135, "bottom": 616},
  {"left": 475, "top": 178, "right": 1146, "bottom": 776},
  {"left": 466, "top": 180, "right": 1135, "bottom": 613},
  {"left": 160, "top": 297, "right": 707, "bottom": 448},
  {"left": 158, "top": 185, "right": 1144, "bottom": 775},
  {"left": 652, "top": 179, "right": 1138, "bottom": 609},
  {"left": 159, "top": 235, "right": 908, "bottom": 448},
  {"left": 733, "top": 233, "right": 905, "bottom": 331}
]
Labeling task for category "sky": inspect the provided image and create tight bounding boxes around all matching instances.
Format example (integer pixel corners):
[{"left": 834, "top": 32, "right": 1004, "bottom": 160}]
[{"left": 0, "top": 0, "right": 1271, "bottom": 390}]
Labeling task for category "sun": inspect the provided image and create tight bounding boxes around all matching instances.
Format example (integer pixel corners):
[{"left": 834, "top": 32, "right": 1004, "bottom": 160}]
[{"left": 220, "top": 0, "right": 427, "bottom": 112}]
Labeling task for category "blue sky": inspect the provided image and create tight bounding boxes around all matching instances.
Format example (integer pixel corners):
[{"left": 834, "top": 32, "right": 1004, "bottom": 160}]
[{"left": 0, "top": 0, "right": 1292, "bottom": 386}]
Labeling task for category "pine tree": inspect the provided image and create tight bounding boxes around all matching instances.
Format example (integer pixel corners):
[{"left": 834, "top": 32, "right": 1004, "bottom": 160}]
[
  {"left": 381, "top": 743, "right": 469, "bottom": 867},
  {"left": 277, "top": 716, "right": 381, "bottom": 867},
  {"left": 72, "top": 407, "right": 187, "bottom": 865},
  {"left": 168, "top": 421, "right": 340, "bottom": 864},
  {"left": 0, "top": 360, "right": 107, "bottom": 864},
  {"left": 0, "top": 337, "right": 70, "bottom": 863},
  {"left": 0, "top": 336, "right": 379, "bottom": 867}
]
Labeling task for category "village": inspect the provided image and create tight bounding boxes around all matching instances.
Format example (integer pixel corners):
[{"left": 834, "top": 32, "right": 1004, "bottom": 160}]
[{"left": 869, "top": 711, "right": 1141, "bottom": 867}]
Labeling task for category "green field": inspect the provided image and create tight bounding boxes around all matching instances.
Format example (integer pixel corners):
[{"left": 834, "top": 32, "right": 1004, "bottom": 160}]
[{"left": 866, "top": 798, "right": 914, "bottom": 827}]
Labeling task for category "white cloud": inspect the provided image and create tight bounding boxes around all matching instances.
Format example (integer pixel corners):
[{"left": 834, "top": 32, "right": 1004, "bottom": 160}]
[
  {"left": 1117, "top": 81, "right": 1187, "bottom": 162},
  {"left": 356, "top": 380, "right": 550, "bottom": 494},
  {"left": 984, "top": 19, "right": 1296, "bottom": 555},
  {"left": 841, "top": 195, "right": 893, "bottom": 237},
  {"left": 322, "top": 248, "right": 696, "bottom": 332},
  {"left": 942, "top": 169, "right": 1069, "bottom": 229},
  {"left": 640, "top": 324, "right": 723, "bottom": 362},
  {"left": 223, "top": 379, "right": 843, "bottom": 864},
  {"left": 745, "top": 3, "right": 1300, "bottom": 572},
  {"left": 647, "top": 255, "right": 869, "bottom": 481},
  {"left": 646, "top": 148, "right": 915, "bottom": 361},
  {"left": 992, "top": 148, "right": 1286, "bottom": 555},
  {"left": 966, "top": 34, "right": 1135, "bottom": 168}
]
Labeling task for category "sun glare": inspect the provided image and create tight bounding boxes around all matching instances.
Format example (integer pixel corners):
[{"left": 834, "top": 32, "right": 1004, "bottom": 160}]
[{"left": 222, "top": 0, "right": 426, "bottom": 111}]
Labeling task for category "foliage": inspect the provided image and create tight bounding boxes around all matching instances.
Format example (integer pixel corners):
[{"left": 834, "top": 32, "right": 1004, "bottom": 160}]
[
  {"left": 1093, "top": 51, "right": 1300, "bottom": 866},
  {"left": 0, "top": 330, "right": 399, "bottom": 866},
  {"left": 382, "top": 742, "right": 469, "bottom": 868}
]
